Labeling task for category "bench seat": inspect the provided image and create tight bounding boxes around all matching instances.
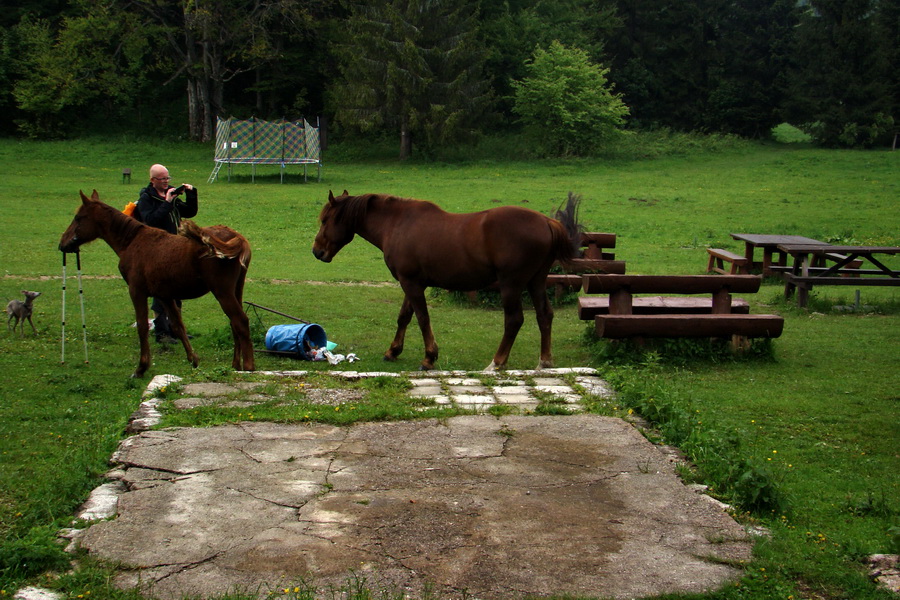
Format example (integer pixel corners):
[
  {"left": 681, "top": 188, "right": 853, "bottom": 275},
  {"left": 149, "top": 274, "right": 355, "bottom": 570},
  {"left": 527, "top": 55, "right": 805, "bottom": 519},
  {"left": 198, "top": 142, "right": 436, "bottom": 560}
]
[
  {"left": 583, "top": 274, "right": 762, "bottom": 295},
  {"left": 706, "top": 248, "right": 749, "bottom": 275},
  {"left": 580, "top": 232, "right": 616, "bottom": 260},
  {"left": 769, "top": 266, "right": 885, "bottom": 277},
  {"left": 595, "top": 314, "right": 784, "bottom": 339},
  {"left": 579, "top": 296, "right": 750, "bottom": 319},
  {"left": 556, "top": 258, "right": 626, "bottom": 274},
  {"left": 781, "top": 275, "right": 900, "bottom": 286}
]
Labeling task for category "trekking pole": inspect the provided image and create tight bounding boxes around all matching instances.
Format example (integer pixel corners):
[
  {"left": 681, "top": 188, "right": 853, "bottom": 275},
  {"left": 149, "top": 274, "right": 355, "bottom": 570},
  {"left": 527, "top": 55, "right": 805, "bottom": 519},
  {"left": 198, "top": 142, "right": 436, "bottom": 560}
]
[
  {"left": 61, "top": 252, "right": 67, "bottom": 363},
  {"left": 76, "top": 251, "right": 89, "bottom": 363}
]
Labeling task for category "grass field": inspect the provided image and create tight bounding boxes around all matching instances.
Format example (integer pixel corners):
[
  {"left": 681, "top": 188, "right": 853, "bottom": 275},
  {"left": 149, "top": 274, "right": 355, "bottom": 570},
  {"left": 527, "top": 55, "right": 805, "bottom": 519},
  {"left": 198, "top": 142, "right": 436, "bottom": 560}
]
[{"left": 0, "top": 132, "right": 898, "bottom": 599}]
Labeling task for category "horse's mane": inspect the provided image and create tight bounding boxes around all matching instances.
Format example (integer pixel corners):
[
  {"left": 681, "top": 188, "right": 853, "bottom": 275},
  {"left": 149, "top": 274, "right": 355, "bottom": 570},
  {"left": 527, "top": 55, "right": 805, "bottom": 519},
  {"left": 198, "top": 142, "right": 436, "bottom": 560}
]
[
  {"left": 335, "top": 193, "right": 379, "bottom": 229},
  {"left": 99, "top": 199, "right": 146, "bottom": 242},
  {"left": 181, "top": 220, "right": 251, "bottom": 269},
  {"left": 337, "top": 193, "right": 443, "bottom": 227}
]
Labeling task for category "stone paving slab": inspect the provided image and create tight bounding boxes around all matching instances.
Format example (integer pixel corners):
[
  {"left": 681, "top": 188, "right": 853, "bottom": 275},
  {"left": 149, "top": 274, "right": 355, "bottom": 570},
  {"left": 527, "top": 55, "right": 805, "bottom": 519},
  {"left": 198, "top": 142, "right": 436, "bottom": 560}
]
[
  {"left": 62, "top": 369, "right": 761, "bottom": 600},
  {"left": 74, "top": 416, "right": 755, "bottom": 599}
]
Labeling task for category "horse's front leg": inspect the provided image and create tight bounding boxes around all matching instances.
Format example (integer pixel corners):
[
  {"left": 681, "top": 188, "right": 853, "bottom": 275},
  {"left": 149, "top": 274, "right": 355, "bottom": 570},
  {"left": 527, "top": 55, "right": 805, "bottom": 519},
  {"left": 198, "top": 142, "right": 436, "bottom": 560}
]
[
  {"left": 384, "top": 295, "right": 414, "bottom": 362},
  {"left": 161, "top": 299, "right": 200, "bottom": 368},
  {"left": 130, "top": 291, "right": 152, "bottom": 378},
  {"left": 485, "top": 285, "right": 525, "bottom": 372}
]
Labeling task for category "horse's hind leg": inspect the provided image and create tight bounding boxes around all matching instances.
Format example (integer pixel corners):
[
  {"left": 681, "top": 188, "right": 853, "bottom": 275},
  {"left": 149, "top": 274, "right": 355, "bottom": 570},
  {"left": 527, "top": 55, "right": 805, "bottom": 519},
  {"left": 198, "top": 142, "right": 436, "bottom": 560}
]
[
  {"left": 528, "top": 276, "right": 555, "bottom": 369},
  {"left": 161, "top": 299, "right": 200, "bottom": 368},
  {"left": 485, "top": 285, "right": 525, "bottom": 372},
  {"left": 407, "top": 287, "right": 439, "bottom": 370},
  {"left": 384, "top": 295, "right": 414, "bottom": 362},
  {"left": 216, "top": 293, "right": 254, "bottom": 371}
]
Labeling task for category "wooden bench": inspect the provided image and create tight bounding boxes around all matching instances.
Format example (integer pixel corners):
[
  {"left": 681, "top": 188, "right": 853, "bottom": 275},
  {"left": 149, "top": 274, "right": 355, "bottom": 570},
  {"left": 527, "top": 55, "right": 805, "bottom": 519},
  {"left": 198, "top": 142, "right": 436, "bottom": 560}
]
[
  {"left": 581, "top": 274, "right": 783, "bottom": 343},
  {"left": 706, "top": 247, "right": 749, "bottom": 274},
  {"left": 596, "top": 314, "right": 784, "bottom": 339},
  {"left": 546, "top": 232, "right": 622, "bottom": 298},
  {"left": 579, "top": 296, "right": 750, "bottom": 319},
  {"left": 580, "top": 232, "right": 617, "bottom": 260}
]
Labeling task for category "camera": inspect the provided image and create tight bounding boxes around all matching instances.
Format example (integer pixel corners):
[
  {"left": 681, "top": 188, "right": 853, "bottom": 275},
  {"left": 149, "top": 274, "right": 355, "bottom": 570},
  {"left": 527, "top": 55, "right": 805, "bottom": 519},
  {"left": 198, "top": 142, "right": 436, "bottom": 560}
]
[{"left": 172, "top": 185, "right": 186, "bottom": 195}]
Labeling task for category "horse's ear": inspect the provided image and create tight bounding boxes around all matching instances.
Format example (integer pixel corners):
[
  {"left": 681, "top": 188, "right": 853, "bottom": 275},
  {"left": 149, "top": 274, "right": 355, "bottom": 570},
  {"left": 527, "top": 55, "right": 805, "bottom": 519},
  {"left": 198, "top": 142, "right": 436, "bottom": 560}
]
[
  {"left": 342, "top": 189, "right": 349, "bottom": 196},
  {"left": 91, "top": 189, "right": 100, "bottom": 202},
  {"left": 79, "top": 190, "right": 90, "bottom": 204},
  {"left": 328, "top": 190, "right": 336, "bottom": 203}
]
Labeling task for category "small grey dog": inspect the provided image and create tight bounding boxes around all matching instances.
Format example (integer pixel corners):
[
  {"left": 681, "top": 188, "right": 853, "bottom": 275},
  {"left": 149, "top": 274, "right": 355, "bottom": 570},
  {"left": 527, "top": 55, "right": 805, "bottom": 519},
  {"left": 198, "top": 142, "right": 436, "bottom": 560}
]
[{"left": 7, "top": 290, "right": 41, "bottom": 335}]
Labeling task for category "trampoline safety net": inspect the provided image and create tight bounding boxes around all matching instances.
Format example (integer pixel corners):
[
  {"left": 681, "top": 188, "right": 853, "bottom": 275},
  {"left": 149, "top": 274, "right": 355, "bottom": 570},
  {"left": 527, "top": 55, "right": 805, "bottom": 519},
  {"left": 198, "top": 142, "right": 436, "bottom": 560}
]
[{"left": 208, "top": 117, "right": 321, "bottom": 183}]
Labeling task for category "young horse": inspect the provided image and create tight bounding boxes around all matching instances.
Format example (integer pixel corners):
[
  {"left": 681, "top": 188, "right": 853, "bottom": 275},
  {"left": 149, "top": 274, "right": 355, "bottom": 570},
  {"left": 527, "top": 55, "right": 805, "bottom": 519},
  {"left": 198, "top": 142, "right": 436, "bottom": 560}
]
[
  {"left": 312, "top": 191, "right": 582, "bottom": 371},
  {"left": 58, "top": 190, "right": 255, "bottom": 377}
]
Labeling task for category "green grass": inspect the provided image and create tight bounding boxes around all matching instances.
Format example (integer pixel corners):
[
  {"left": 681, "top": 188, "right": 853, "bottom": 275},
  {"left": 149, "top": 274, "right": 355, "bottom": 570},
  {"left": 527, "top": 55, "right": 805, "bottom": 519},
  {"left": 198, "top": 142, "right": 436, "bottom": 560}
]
[{"left": 1, "top": 132, "right": 898, "bottom": 598}]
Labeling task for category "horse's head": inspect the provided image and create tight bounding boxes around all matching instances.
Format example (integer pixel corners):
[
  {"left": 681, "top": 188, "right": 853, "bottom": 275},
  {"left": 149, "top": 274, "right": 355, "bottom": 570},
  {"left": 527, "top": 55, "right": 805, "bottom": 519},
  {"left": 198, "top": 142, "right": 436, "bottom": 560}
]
[
  {"left": 312, "top": 190, "right": 354, "bottom": 262},
  {"left": 58, "top": 190, "right": 103, "bottom": 253}
]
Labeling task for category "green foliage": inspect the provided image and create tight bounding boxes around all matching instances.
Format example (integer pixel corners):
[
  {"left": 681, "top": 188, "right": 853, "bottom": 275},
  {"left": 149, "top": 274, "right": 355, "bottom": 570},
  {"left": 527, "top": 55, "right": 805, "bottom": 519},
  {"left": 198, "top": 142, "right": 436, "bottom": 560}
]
[
  {"left": 601, "top": 364, "right": 786, "bottom": 514},
  {"left": 0, "top": 525, "right": 71, "bottom": 580},
  {"left": 12, "top": 8, "right": 156, "bottom": 138},
  {"left": 784, "top": 0, "right": 897, "bottom": 148},
  {"left": 512, "top": 41, "right": 629, "bottom": 156},
  {"left": 478, "top": 0, "right": 618, "bottom": 118},
  {"left": 329, "top": 0, "right": 492, "bottom": 158}
]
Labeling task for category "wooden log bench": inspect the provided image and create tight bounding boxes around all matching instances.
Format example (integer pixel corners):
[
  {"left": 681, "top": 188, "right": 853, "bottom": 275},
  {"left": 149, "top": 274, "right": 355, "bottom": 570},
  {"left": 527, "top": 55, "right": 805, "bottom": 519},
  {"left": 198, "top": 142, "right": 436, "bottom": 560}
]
[
  {"left": 706, "top": 247, "right": 750, "bottom": 274},
  {"left": 581, "top": 274, "right": 784, "bottom": 343},
  {"left": 596, "top": 314, "right": 784, "bottom": 338},
  {"left": 579, "top": 296, "right": 750, "bottom": 319},
  {"left": 546, "top": 232, "right": 622, "bottom": 298},
  {"left": 580, "top": 232, "right": 617, "bottom": 260}
]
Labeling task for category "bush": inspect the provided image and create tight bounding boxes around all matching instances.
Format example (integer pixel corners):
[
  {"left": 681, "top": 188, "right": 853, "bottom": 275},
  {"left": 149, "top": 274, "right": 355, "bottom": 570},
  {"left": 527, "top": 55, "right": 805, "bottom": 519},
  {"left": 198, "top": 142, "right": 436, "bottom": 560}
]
[{"left": 512, "top": 41, "right": 629, "bottom": 156}]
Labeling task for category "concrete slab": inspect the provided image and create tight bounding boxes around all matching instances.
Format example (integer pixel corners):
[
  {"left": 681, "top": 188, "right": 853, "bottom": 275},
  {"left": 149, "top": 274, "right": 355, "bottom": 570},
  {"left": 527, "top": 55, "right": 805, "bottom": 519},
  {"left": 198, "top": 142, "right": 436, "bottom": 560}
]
[{"left": 77, "top": 415, "right": 753, "bottom": 599}]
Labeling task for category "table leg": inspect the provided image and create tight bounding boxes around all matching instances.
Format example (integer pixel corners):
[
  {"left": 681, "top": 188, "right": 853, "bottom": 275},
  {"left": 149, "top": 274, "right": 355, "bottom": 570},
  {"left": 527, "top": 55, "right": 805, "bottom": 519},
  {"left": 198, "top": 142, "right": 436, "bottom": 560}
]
[
  {"left": 762, "top": 248, "right": 774, "bottom": 276},
  {"left": 743, "top": 243, "right": 756, "bottom": 272}
]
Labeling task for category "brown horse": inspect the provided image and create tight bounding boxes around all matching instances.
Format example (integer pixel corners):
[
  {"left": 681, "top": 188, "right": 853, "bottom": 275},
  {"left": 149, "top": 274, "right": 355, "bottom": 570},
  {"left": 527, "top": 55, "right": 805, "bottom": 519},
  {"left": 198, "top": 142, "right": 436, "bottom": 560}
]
[
  {"left": 58, "top": 190, "right": 255, "bottom": 377},
  {"left": 312, "top": 191, "right": 582, "bottom": 371}
]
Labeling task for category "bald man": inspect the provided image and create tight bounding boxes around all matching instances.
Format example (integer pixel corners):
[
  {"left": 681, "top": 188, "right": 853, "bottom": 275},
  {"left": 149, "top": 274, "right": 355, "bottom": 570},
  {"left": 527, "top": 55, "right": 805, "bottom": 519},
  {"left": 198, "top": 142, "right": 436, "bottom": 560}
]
[{"left": 136, "top": 164, "right": 199, "bottom": 342}]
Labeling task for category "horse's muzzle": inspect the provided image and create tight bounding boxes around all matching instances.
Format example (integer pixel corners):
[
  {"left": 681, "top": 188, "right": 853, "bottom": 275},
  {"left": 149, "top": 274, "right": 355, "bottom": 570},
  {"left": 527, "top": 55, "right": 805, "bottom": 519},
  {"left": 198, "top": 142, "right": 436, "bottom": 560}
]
[
  {"left": 312, "top": 247, "right": 331, "bottom": 263},
  {"left": 58, "top": 237, "right": 80, "bottom": 253}
]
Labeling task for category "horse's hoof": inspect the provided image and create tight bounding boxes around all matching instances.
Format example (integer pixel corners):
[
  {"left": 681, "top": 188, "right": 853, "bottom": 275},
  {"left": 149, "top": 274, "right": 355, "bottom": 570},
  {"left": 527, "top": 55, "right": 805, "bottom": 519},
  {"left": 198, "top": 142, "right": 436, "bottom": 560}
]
[
  {"left": 383, "top": 354, "right": 398, "bottom": 363},
  {"left": 483, "top": 361, "right": 502, "bottom": 372},
  {"left": 419, "top": 364, "right": 434, "bottom": 371}
]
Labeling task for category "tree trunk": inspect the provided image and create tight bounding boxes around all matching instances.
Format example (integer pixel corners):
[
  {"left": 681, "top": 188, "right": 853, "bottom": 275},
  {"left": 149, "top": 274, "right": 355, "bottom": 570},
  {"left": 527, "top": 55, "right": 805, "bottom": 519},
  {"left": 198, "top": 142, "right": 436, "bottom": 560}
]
[
  {"left": 399, "top": 117, "right": 412, "bottom": 160},
  {"left": 187, "top": 79, "right": 201, "bottom": 141},
  {"left": 186, "top": 75, "right": 216, "bottom": 142}
]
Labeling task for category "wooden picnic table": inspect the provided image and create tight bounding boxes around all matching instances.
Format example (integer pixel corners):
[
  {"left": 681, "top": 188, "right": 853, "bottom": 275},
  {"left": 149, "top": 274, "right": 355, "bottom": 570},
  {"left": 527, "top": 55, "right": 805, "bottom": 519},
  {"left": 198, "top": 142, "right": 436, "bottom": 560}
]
[
  {"left": 775, "top": 244, "right": 900, "bottom": 307},
  {"left": 730, "top": 233, "right": 830, "bottom": 276}
]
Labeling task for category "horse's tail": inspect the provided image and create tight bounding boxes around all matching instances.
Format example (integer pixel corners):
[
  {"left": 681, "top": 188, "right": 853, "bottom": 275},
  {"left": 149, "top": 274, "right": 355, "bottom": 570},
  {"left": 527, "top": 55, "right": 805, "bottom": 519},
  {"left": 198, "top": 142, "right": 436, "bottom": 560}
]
[
  {"left": 180, "top": 220, "right": 252, "bottom": 270},
  {"left": 550, "top": 191, "right": 584, "bottom": 264}
]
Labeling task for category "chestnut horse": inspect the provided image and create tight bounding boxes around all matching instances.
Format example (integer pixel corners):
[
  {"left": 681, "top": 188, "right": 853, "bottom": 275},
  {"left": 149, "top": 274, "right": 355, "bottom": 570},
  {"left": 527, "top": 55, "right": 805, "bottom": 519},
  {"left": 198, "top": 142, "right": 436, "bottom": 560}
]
[
  {"left": 312, "top": 191, "right": 582, "bottom": 371},
  {"left": 58, "top": 190, "right": 255, "bottom": 377}
]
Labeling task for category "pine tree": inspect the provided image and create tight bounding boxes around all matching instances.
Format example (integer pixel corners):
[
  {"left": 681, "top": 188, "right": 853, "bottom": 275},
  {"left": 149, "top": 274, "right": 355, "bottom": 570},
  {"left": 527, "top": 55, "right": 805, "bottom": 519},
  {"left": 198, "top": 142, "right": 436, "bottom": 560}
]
[
  {"left": 706, "top": 0, "right": 798, "bottom": 138},
  {"left": 784, "top": 0, "right": 895, "bottom": 147},
  {"left": 330, "top": 0, "right": 492, "bottom": 159}
]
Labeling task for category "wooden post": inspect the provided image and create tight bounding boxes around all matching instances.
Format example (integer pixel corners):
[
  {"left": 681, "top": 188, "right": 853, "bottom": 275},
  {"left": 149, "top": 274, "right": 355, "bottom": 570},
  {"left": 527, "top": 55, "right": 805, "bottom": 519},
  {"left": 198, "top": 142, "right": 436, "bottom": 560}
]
[{"left": 608, "top": 289, "right": 633, "bottom": 314}]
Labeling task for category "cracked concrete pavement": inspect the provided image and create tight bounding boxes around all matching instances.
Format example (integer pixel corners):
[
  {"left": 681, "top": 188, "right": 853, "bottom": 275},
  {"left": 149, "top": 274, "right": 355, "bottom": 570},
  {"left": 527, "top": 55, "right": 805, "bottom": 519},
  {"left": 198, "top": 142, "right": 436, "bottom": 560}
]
[{"left": 72, "top": 385, "right": 756, "bottom": 600}]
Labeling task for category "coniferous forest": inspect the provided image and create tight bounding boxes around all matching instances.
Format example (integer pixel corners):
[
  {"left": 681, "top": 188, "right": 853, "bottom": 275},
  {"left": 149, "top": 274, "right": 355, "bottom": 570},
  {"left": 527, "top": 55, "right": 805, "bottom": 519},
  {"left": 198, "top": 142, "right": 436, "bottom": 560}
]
[{"left": 1, "top": 0, "right": 897, "bottom": 154}]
